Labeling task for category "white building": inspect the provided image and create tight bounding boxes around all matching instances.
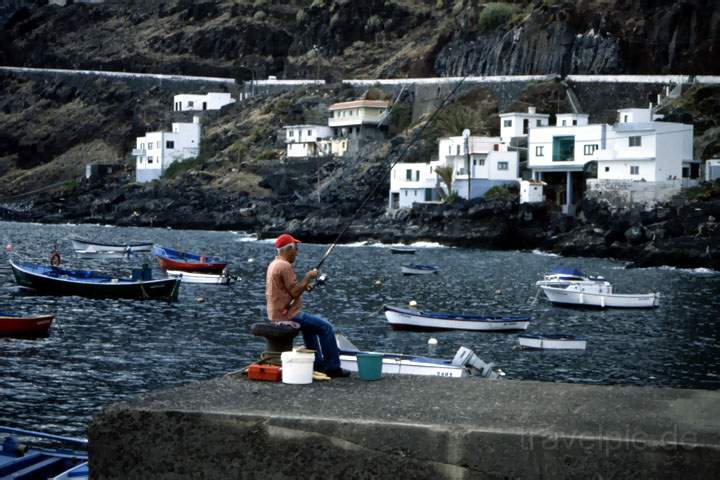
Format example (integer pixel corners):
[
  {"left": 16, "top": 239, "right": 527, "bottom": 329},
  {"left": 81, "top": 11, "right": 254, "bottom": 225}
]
[
  {"left": 707, "top": 159, "right": 720, "bottom": 182},
  {"left": 520, "top": 180, "right": 546, "bottom": 204},
  {"left": 499, "top": 106, "right": 550, "bottom": 143},
  {"left": 389, "top": 135, "right": 519, "bottom": 209},
  {"left": 283, "top": 125, "right": 333, "bottom": 158},
  {"left": 173, "top": 93, "right": 234, "bottom": 112},
  {"left": 328, "top": 99, "right": 389, "bottom": 155},
  {"left": 132, "top": 117, "right": 201, "bottom": 183}
]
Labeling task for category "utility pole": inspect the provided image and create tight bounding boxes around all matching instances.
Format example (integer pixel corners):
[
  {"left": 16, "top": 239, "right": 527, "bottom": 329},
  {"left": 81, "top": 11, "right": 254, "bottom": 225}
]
[{"left": 463, "top": 129, "right": 471, "bottom": 200}]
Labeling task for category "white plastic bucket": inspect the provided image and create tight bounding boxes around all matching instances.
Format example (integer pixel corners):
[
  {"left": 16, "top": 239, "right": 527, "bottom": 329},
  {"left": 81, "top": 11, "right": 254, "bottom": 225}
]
[{"left": 281, "top": 350, "right": 315, "bottom": 384}]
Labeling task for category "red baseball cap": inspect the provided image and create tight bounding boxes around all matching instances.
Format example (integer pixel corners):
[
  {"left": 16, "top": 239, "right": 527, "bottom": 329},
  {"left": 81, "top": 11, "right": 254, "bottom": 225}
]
[{"left": 275, "top": 233, "right": 302, "bottom": 249}]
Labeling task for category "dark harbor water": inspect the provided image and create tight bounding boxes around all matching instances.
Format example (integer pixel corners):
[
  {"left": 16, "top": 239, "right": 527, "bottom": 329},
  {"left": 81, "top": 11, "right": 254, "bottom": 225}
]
[{"left": 1, "top": 221, "right": 720, "bottom": 437}]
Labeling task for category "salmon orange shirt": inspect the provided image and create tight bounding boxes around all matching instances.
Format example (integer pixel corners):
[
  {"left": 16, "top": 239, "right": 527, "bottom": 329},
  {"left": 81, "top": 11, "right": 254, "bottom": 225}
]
[{"left": 266, "top": 257, "right": 303, "bottom": 321}]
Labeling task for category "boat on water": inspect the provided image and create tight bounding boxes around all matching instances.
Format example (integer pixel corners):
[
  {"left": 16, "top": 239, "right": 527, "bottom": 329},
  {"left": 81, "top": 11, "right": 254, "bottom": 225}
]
[
  {"left": 540, "top": 284, "right": 660, "bottom": 308},
  {"left": 384, "top": 305, "right": 530, "bottom": 331},
  {"left": 390, "top": 247, "right": 416, "bottom": 254},
  {"left": 0, "top": 313, "right": 55, "bottom": 337},
  {"left": 71, "top": 237, "right": 153, "bottom": 253},
  {"left": 152, "top": 245, "right": 228, "bottom": 274},
  {"left": 536, "top": 267, "right": 611, "bottom": 289},
  {"left": 401, "top": 264, "right": 438, "bottom": 275},
  {"left": 9, "top": 260, "right": 180, "bottom": 300},
  {"left": 0, "top": 426, "right": 88, "bottom": 480},
  {"left": 518, "top": 333, "right": 587, "bottom": 350},
  {"left": 336, "top": 334, "right": 501, "bottom": 379},
  {"left": 165, "top": 270, "right": 235, "bottom": 285}
]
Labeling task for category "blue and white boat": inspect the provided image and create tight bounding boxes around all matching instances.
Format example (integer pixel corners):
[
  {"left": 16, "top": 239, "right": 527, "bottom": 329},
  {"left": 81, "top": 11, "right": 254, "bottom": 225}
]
[
  {"left": 401, "top": 264, "right": 439, "bottom": 275},
  {"left": 384, "top": 305, "right": 530, "bottom": 331},
  {"left": 536, "top": 267, "right": 610, "bottom": 289},
  {"left": 152, "top": 245, "right": 228, "bottom": 274},
  {"left": 71, "top": 237, "right": 153, "bottom": 253},
  {"left": 518, "top": 333, "right": 587, "bottom": 350},
  {"left": 336, "top": 334, "right": 501, "bottom": 379},
  {"left": 0, "top": 426, "right": 88, "bottom": 479}
]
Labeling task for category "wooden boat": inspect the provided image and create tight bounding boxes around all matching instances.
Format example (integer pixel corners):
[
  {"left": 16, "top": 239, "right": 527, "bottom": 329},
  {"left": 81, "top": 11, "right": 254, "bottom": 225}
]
[
  {"left": 401, "top": 264, "right": 438, "bottom": 275},
  {"left": 336, "top": 334, "right": 501, "bottom": 379},
  {"left": 165, "top": 270, "right": 234, "bottom": 285},
  {"left": 540, "top": 284, "right": 659, "bottom": 308},
  {"left": 9, "top": 260, "right": 180, "bottom": 300},
  {"left": 0, "top": 426, "right": 88, "bottom": 480},
  {"left": 152, "top": 245, "right": 227, "bottom": 274},
  {"left": 71, "top": 237, "right": 153, "bottom": 253},
  {"left": 0, "top": 313, "right": 54, "bottom": 337},
  {"left": 390, "top": 247, "right": 416, "bottom": 254},
  {"left": 384, "top": 305, "right": 530, "bottom": 331},
  {"left": 518, "top": 333, "right": 587, "bottom": 350},
  {"left": 535, "top": 267, "right": 610, "bottom": 289}
]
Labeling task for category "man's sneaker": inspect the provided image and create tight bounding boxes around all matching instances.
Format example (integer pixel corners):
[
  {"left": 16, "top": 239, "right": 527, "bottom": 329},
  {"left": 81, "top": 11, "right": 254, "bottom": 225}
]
[{"left": 325, "top": 368, "right": 351, "bottom": 378}]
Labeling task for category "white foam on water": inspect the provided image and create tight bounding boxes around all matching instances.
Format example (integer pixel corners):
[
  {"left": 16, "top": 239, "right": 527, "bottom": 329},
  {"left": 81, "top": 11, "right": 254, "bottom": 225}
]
[
  {"left": 531, "top": 249, "right": 560, "bottom": 257},
  {"left": 656, "top": 265, "right": 720, "bottom": 275}
]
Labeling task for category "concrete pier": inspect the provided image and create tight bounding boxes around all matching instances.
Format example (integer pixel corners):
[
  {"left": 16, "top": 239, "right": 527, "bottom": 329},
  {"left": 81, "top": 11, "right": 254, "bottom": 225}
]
[{"left": 89, "top": 376, "right": 720, "bottom": 479}]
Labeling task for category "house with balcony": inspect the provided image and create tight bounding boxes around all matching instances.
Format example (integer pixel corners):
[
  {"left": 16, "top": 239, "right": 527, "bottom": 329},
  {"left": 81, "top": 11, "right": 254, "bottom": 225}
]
[
  {"left": 328, "top": 99, "right": 389, "bottom": 155},
  {"left": 283, "top": 125, "right": 333, "bottom": 158},
  {"left": 388, "top": 135, "right": 519, "bottom": 209},
  {"left": 132, "top": 117, "right": 201, "bottom": 183},
  {"left": 173, "top": 93, "right": 234, "bottom": 112}
]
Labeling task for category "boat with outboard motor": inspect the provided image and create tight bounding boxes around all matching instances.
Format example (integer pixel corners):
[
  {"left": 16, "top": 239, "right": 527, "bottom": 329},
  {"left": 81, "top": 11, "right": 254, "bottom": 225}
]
[
  {"left": 0, "top": 312, "right": 55, "bottom": 337},
  {"left": 9, "top": 259, "right": 180, "bottom": 300},
  {"left": 401, "top": 264, "right": 439, "bottom": 275},
  {"left": 540, "top": 283, "right": 660, "bottom": 308},
  {"left": 518, "top": 333, "right": 587, "bottom": 350},
  {"left": 384, "top": 305, "right": 530, "bottom": 331},
  {"left": 71, "top": 237, "right": 153, "bottom": 254},
  {"left": 0, "top": 426, "right": 88, "bottom": 480},
  {"left": 152, "top": 245, "right": 228, "bottom": 274},
  {"left": 336, "top": 334, "right": 502, "bottom": 378},
  {"left": 536, "top": 267, "right": 611, "bottom": 289}
]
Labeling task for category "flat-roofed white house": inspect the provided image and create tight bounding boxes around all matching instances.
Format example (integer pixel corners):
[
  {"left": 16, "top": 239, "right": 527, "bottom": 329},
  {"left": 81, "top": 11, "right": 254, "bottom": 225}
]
[
  {"left": 329, "top": 99, "right": 389, "bottom": 155},
  {"left": 499, "top": 106, "right": 550, "bottom": 143},
  {"left": 173, "top": 93, "right": 234, "bottom": 112},
  {"left": 283, "top": 124, "right": 333, "bottom": 158},
  {"left": 388, "top": 135, "right": 519, "bottom": 209},
  {"left": 133, "top": 117, "right": 201, "bottom": 183}
]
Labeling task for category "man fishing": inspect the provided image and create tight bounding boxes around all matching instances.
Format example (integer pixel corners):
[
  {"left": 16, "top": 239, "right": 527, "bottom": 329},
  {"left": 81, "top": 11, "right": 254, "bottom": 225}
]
[{"left": 265, "top": 233, "right": 350, "bottom": 378}]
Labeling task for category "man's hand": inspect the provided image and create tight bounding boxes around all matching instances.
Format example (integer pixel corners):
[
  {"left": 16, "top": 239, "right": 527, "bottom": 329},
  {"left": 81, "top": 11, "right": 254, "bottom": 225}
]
[{"left": 305, "top": 269, "right": 319, "bottom": 281}]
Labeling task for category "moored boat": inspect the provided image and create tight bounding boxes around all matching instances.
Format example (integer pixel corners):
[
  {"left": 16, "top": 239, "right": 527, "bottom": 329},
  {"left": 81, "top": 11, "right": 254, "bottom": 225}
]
[
  {"left": 165, "top": 270, "right": 234, "bottom": 285},
  {"left": 152, "top": 245, "right": 227, "bottom": 274},
  {"left": 540, "top": 284, "right": 659, "bottom": 308},
  {"left": 390, "top": 247, "right": 416, "bottom": 254},
  {"left": 9, "top": 260, "right": 180, "bottom": 300},
  {"left": 401, "top": 264, "right": 438, "bottom": 275},
  {"left": 0, "top": 313, "right": 55, "bottom": 337},
  {"left": 518, "top": 333, "right": 587, "bottom": 350},
  {"left": 0, "top": 426, "right": 88, "bottom": 480},
  {"left": 384, "top": 305, "right": 530, "bottom": 331},
  {"left": 536, "top": 267, "right": 611, "bottom": 289},
  {"left": 336, "top": 334, "right": 501, "bottom": 378},
  {"left": 71, "top": 237, "right": 153, "bottom": 253}
]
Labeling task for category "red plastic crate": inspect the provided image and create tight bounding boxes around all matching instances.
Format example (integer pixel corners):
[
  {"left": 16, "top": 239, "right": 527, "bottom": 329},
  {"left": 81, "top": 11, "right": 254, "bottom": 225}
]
[{"left": 248, "top": 364, "right": 282, "bottom": 382}]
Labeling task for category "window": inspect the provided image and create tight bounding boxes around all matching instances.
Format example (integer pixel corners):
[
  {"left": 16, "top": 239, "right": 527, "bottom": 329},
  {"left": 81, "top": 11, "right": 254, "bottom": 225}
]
[
  {"left": 523, "top": 119, "right": 529, "bottom": 134},
  {"left": 561, "top": 120, "right": 567, "bottom": 126},
  {"left": 456, "top": 145, "right": 460, "bottom": 155},
  {"left": 406, "top": 169, "right": 412, "bottom": 180},
  {"left": 629, "top": 136, "right": 642, "bottom": 147},
  {"left": 552, "top": 136, "right": 575, "bottom": 161},
  {"left": 148, "top": 156, "right": 153, "bottom": 164},
  {"left": 498, "top": 162, "right": 509, "bottom": 171},
  {"left": 448, "top": 145, "right": 451, "bottom": 155},
  {"left": 289, "top": 130, "right": 294, "bottom": 137},
  {"left": 415, "top": 171, "right": 420, "bottom": 181},
  {"left": 493, "top": 144, "right": 499, "bottom": 151},
  {"left": 404, "top": 190, "right": 408, "bottom": 196},
  {"left": 604, "top": 166, "right": 610, "bottom": 172},
  {"left": 166, "top": 141, "right": 174, "bottom": 149},
  {"left": 188, "top": 101, "right": 194, "bottom": 107},
  {"left": 503, "top": 119, "right": 512, "bottom": 127},
  {"left": 148, "top": 143, "right": 153, "bottom": 150},
  {"left": 308, "top": 130, "right": 313, "bottom": 136},
  {"left": 623, "top": 115, "right": 628, "bottom": 122},
  {"left": 424, "top": 189, "right": 433, "bottom": 201},
  {"left": 536, "top": 120, "right": 542, "bottom": 127},
  {"left": 584, "top": 144, "right": 598, "bottom": 155},
  {"left": 140, "top": 143, "right": 145, "bottom": 150},
  {"left": 473, "top": 159, "right": 477, "bottom": 166},
  {"left": 573, "top": 120, "right": 578, "bottom": 126},
  {"left": 630, "top": 166, "right": 639, "bottom": 175},
  {"left": 536, "top": 146, "right": 544, "bottom": 156}
]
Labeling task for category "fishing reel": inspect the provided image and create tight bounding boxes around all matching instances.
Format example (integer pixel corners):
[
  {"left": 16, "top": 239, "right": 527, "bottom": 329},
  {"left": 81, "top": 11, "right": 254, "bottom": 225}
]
[{"left": 306, "top": 273, "right": 328, "bottom": 292}]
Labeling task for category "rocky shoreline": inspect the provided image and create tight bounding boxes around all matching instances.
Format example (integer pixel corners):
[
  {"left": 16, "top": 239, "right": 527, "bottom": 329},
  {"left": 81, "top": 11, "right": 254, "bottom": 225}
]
[{"left": 3, "top": 176, "right": 719, "bottom": 271}]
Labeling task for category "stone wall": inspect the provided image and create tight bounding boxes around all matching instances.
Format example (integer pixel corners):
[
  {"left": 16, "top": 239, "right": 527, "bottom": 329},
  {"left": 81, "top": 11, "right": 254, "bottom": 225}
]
[{"left": 586, "top": 179, "right": 683, "bottom": 207}]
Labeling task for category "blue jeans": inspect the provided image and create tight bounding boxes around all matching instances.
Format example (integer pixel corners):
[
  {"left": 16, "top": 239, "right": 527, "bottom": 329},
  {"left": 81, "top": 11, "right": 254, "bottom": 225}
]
[{"left": 292, "top": 311, "right": 341, "bottom": 372}]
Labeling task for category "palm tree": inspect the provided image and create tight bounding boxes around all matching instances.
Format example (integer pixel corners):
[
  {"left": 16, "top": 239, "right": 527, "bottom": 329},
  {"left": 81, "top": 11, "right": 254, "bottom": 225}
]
[{"left": 434, "top": 165, "right": 456, "bottom": 203}]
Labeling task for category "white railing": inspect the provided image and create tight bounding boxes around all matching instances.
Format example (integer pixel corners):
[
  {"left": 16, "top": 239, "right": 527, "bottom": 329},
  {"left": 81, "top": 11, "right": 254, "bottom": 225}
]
[{"left": 131, "top": 149, "right": 145, "bottom": 156}]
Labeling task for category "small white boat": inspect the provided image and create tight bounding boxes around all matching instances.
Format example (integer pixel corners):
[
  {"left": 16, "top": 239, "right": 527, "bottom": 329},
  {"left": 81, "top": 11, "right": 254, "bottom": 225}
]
[
  {"left": 71, "top": 237, "right": 153, "bottom": 253},
  {"left": 336, "top": 334, "right": 501, "bottom": 379},
  {"left": 74, "top": 248, "right": 142, "bottom": 259},
  {"left": 384, "top": 305, "right": 530, "bottom": 331},
  {"left": 165, "top": 270, "right": 235, "bottom": 285},
  {"left": 518, "top": 333, "right": 587, "bottom": 350},
  {"left": 536, "top": 267, "right": 611, "bottom": 289},
  {"left": 540, "top": 284, "right": 660, "bottom": 308},
  {"left": 401, "top": 264, "right": 438, "bottom": 275}
]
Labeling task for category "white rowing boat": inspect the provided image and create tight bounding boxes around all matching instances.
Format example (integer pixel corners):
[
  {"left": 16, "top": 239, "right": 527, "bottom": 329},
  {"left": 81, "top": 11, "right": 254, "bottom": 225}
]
[
  {"left": 71, "top": 237, "right": 153, "bottom": 253},
  {"left": 518, "top": 333, "right": 587, "bottom": 350},
  {"left": 540, "top": 284, "right": 660, "bottom": 308},
  {"left": 401, "top": 264, "right": 439, "bottom": 275},
  {"left": 384, "top": 305, "right": 530, "bottom": 331}
]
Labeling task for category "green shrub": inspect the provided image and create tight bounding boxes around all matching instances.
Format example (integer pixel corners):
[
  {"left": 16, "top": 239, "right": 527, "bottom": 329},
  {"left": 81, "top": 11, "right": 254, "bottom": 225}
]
[
  {"left": 163, "top": 157, "right": 204, "bottom": 179},
  {"left": 478, "top": 2, "right": 519, "bottom": 32},
  {"left": 258, "top": 149, "right": 278, "bottom": 160},
  {"left": 484, "top": 184, "right": 517, "bottom": 201}
]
